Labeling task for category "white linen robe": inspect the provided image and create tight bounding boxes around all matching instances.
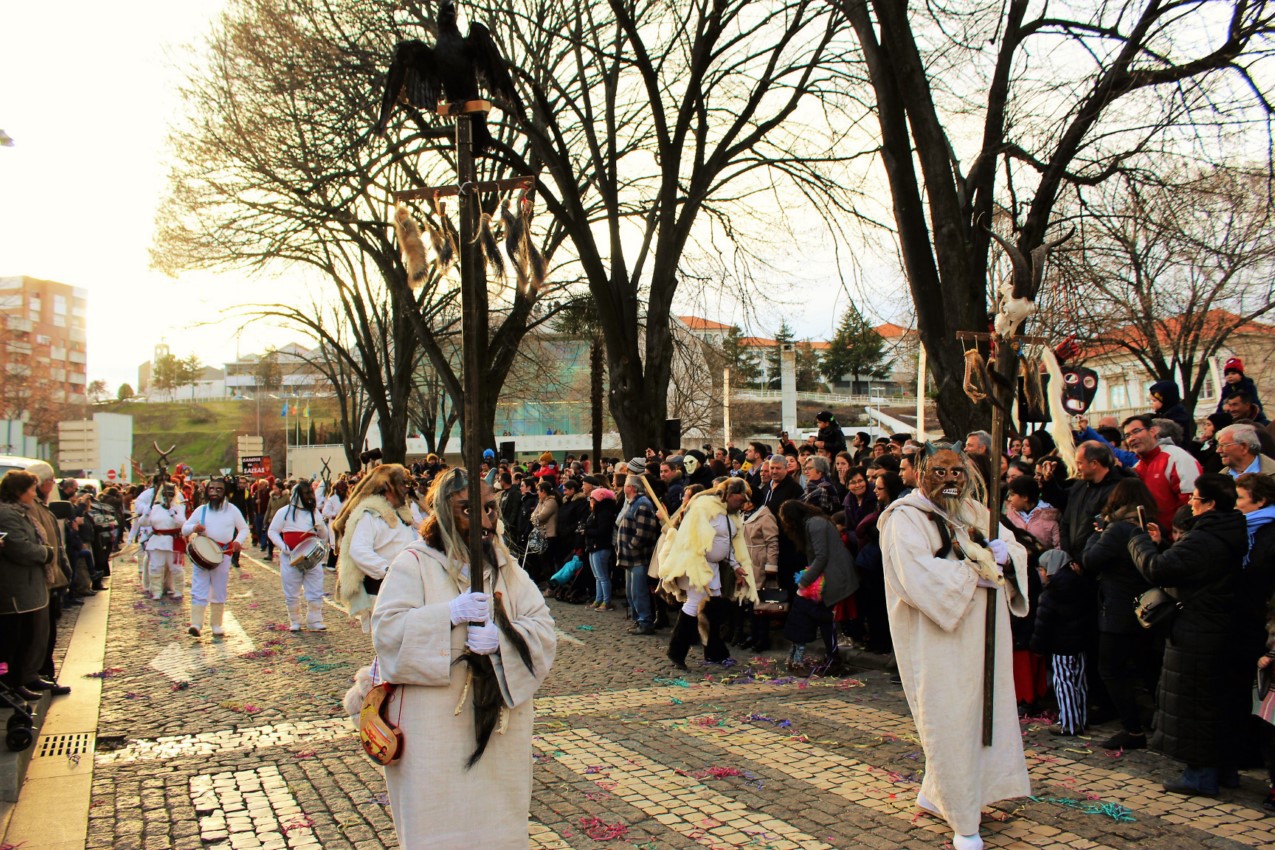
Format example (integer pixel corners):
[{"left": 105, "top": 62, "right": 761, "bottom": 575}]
[
  {"left": 878, "top": 490, "right": 1031, "bottom": 835},
  {"left": 372, "top": 540, "right": 557, "bottom": 850}
]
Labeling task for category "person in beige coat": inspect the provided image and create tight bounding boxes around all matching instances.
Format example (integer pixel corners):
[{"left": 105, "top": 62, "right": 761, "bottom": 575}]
[{"left": 371, "top": 469, "right": 556, "bottom": 850}]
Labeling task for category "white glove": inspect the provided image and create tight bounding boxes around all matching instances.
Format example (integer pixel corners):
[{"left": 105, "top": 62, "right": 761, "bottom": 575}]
[
  {"left": 466, "top": 622, "right": 500, "bottom": 655},
  {"left": 449, "top": 591, "right": 490, "bottom": 625},
  {"left": 988, "top": 538, "right": 1009, "bottom": 565}
]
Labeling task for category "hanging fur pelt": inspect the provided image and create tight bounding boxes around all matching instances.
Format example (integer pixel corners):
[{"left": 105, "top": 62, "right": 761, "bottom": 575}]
[
  {"left": 428, "top": 196, "right": 459, "bottom": 272},
  {"left": 452, "top": 590, "right": 534, "bottom": 769},
  {"left": 476, "top": 211, "right": 505, "bottom": 278},
  {"left": 392, "top": 203, "right": 430, "bottom": 288},
  {"left": 963, "top": 349, "right": 989, "bottom": 405},
  {"left": 501, "top": 192, "right": 524, "bottom": 266},
  {"left": 1019, "top": 354, "right": 1047, "bottom": 435},
  {"left": 1040, "top": 346, "right": 1078, "bottom": 472},
  {"left": 518, "top": 199, "right": 547, "bottom": 290}
]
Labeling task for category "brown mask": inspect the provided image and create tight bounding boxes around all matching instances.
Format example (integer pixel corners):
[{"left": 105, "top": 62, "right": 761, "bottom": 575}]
[{"left": 921, "top": 448, "right": 970, "bottom": 513}]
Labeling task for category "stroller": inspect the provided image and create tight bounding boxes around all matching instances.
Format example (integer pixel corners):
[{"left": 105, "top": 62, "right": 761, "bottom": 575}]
[{"left": 0, "top": 664, "right": 36, "bottom": 752}]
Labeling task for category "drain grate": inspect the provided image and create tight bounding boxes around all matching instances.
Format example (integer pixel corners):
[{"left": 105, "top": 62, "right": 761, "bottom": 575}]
[{"left": 36, "top": 732, "right": 95, "bottom": 759}]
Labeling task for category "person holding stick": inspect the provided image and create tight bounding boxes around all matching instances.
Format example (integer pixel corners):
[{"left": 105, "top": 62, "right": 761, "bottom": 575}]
[
  {"left": 879, "top": 443, "right": 1030, "bottom": 850},
  {"left": 369, "top": 468, "right": 556, "bottom": 849}
]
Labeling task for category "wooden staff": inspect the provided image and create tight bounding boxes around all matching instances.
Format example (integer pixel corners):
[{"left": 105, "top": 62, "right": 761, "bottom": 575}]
[{"left": 456, "top": 106, "right": 488, "bottom": 599}]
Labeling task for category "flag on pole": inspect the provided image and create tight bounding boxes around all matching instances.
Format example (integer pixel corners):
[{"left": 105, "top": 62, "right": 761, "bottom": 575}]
[
  {"left": 304, "top": 403, "right": 310, "bottom": 418},
  {"left": 281, "top": 402, "right": 288, "bottom": 417}
]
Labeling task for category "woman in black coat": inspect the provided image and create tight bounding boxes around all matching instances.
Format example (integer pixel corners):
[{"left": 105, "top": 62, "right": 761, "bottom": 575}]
[
  {"left": 1083, "top": 478, "right": 1161, "bottom": 750},
  {"left": 582, "top": 490, "right": 621, "bottom": 610},
  {"left": 1127, "top": 473, "right": 1248, "bottom": 797},
  {"left": 779, "top": 499, "right": 858, "bottom": 672}
]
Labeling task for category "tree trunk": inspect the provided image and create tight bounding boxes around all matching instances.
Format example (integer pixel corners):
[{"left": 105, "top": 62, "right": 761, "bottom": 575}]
[
  {"left": 608, "top": 344, "right": 670, "bottom": 457},
  {"left": 591, "top": 335, "right": 603, "bottom": 469}
]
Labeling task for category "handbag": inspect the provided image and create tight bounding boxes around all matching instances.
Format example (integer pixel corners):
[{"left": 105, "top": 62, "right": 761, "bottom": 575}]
[
  {"left": 1134, "top": 587, "right": 1179, "bottom": 630},
  {"left": 525, "top": 524, "right": 548, "bottom": 555},
  {"left": 754, "top": 585, "right": 789, "bottom": 615},
  {"left": 358, "top": 682, "right": 403, "bottom": 766}
]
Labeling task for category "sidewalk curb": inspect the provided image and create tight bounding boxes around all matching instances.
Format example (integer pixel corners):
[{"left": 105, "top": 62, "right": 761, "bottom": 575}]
[{"left": 0, "top": 584, "right": 112, "bottom": 850}]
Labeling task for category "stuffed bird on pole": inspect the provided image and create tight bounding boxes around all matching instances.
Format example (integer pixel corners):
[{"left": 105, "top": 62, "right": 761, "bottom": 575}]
[{"left": 374, "top": 0, "right": 525, "bottom": 151}]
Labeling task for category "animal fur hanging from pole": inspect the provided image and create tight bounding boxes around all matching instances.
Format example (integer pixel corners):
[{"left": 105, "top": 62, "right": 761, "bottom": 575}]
[
  {"left": 393, "top": 203, "right": 431, "bottom": 288},
  {"left": 501, "top": 191, "right": 545, "bottom": 296},
  {"left": 452, "top": 589, "right": 534, "bottom": 769}
]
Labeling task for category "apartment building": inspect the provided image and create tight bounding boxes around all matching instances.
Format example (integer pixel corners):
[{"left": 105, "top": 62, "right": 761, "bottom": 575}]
[{"left": 0, "top": 275, "right": 89, "bottom": 406}]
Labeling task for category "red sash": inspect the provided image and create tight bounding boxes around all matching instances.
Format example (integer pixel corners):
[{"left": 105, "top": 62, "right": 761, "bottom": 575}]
[{"left": 282, "top": 531, "right": 314, "bottom": 549}]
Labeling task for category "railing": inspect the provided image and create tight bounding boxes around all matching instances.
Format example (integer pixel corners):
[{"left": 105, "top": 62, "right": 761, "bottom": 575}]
[{"left": 734, "top": 389, "right": 912, "bottom": 405}]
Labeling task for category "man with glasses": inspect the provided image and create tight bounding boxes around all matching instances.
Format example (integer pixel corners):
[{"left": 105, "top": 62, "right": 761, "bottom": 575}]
[
  {"left": 1122, "top": 414, "right": 1201, "bottom": 530},
  {"left": 1214, "top": 424, "right": 1275, "bottom": 478}
]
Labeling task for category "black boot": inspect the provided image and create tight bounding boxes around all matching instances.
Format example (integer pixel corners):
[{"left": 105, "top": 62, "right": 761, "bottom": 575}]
[
  {"left": 667, "top": 610, "right": 698, "bottom": 670},
  {"left": 703, "top": 597, "right": 732, "bottom": 663}
]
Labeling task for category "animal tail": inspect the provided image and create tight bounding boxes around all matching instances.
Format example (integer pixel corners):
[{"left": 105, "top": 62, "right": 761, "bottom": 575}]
[
  {"left": 453, "top": 653, "right": 504, "bottom": 769},
  {"left": 392, "top": 204, "right": 430, "bottom": 287},
  {"left": 493, "top": 591, "right": 534, "bottom": 674}
]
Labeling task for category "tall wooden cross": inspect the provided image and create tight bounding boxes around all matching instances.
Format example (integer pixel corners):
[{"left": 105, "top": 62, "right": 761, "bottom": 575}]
[{"left": 956, "top": 228, "right": 1070, "bottom": 746}]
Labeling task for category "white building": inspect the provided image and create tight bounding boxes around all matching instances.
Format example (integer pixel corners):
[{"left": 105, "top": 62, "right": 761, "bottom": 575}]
[{"left": 57, "top": 412, "right": 134, "bottom": 481}]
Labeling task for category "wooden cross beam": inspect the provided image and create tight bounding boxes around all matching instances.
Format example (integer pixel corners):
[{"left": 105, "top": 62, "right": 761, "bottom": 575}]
[{"left": 393, "top": 173, "right": 536, "bottom": 203}]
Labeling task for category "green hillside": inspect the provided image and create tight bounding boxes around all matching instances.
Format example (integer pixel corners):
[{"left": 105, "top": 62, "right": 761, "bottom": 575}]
[{"left": 101, "top": 398, "right": 343, "bottom": 478}]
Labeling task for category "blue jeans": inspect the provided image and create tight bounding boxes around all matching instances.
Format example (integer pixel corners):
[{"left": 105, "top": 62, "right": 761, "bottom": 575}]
[
  {"left": 589, "top": 549, "right": 613, "bottom": 603},
  {"left": 626, "top": 564, "right": 652, "bottom": 627}
]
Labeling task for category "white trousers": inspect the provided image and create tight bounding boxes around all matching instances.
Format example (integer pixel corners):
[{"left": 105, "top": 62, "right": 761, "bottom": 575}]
[
  {"left": 147, "top": 550, "right": 183, "bottom": 598},
  {"left": 191, "top": 556, "right": 231, "bottom": 605},
  {"left": 281, "top": 559, "right": 325, "bottom": 625},
  {"left": 677, "top": 577, "right": 721, "bottom": 617}
]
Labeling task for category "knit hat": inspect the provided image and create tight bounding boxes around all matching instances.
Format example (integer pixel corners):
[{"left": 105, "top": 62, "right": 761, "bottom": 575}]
[
  {"left": 1207, "top": 411, "right": 1233, "bottom": 432},
  {"left": 1224, "top": 356, "right": 1245, "bottom": 375},
  {"left": 627, "top": 456, "right": 647, "bottom": 475},
  {"left": 483, "top": 448, "right": 495, "bottom": 461},
  {"left": 816, "top": 410, "right": 834, "bottom": 423},
  {"left": 539, "top": 451, "right": 555, "bottom": 464},
  {"left": 589, "top": 487, "right": 616, "bottom": 502},
  {"left": 1039, "top": 549, "right": 1071, "bottom": 578}
]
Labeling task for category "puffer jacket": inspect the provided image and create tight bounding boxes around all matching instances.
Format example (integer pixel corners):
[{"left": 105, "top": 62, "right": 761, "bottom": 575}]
[
  {"left": 0, "top": 501, "right": 54, "bottom": 614},
  {"left": 1127, "top": 509, "right": 1247, "bottom": 765},
  {"left": 1030, "top": 568, "right": 1096, "bottom": 656},
  {"left": 1082, "top": 509, "right": 1154, "bottom": 635},
  {"left": 582, "top": 498, "right": 620, "bottom": 552}
]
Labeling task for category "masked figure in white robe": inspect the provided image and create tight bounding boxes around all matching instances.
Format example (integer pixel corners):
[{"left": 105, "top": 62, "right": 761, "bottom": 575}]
[
  {"left": 333, "top": 465, "right": 417, "bottom": 631},
  {"left": 879, "top": 444, "right": 1030, "bottom": 850},
  {"left": 268, "top": 481, "right": 330, "bottom": 631},
  {"left": 370, "top": 468, "right": 556, "bottom": 850}
]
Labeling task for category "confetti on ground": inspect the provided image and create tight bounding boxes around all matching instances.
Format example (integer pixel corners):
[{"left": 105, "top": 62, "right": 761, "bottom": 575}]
[
  {"left": 575, "top": 625, "right": 596, "bottom": 631},
  {"left": 171, "top": 681, "right": 190, "bottom": 691},
  {"left": 578, "top": 815, "right": 627, "bottom": 841},
  {"left": 1030, "top": 795, "right": 1136, "bottom": 822},
  {"left": 84, "top": 667, "right": 125, "bottom": 679},
  {"left": 218, "top": 701, "right": 263, "bottom": 714},
  {"left": 652, "top": 676, "right": 690, "bottom": 687},
  {"left": 282, "top": 814, "right": 315, "bottom": 833},
  {"left": 748, "top": 714, "right": 792, "bottom": 728}
]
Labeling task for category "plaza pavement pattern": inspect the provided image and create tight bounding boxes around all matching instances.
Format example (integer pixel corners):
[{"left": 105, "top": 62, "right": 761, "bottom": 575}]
[{"left": 43, "top": 546, "right": 1275, "bottom": 849}]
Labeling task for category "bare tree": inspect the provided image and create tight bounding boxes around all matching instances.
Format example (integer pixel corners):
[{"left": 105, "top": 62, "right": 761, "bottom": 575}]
[
  {"left": 1049, "top": 167, "right": 1275, "bottom": 412},
  {"left": 154, "top": 0, "right": 564, "bottom": 455},
  {"left": 838, "top": 0, "right": 1275, "bottom": 437},
  {"left": 470, "top": 0, "right": 865, "bottom": 454}
]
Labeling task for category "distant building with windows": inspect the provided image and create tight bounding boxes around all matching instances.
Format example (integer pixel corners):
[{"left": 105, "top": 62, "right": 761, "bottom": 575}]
[{"left": 0, "top": 275, "right": 89, "bottom": 405}]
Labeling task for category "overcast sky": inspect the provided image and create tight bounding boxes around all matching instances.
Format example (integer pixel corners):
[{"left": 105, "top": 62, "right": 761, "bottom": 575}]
[{"left": 0, "top": 1, "right": 907, "bottom": 396}]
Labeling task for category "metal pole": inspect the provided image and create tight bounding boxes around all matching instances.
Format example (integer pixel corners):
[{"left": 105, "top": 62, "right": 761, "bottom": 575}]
[
  {"left": 722, "top": 368, "right": 732, "bottom": 448},
  {"left": 916, "top": 343, "right": 927, "bottom": 442},
  {"left": 457, "top": 112, "right": 488, "bottom": 594}
]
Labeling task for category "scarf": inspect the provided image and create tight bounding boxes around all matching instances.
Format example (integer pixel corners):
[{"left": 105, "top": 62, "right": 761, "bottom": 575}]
[{"left": 1244, "top": 505, "right": 1275, "bottom": 567}]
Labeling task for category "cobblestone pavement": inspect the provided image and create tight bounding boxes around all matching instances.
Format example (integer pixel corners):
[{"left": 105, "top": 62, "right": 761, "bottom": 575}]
[{"left": 75, "top": 546, "right": 1275, "bottom": 849}]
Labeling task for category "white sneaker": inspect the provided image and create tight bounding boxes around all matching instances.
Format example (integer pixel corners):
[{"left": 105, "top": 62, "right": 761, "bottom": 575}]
[
  {"left": 952, "top": 833, "right": 984, "bottom": 850},
  {"left": 289, "top": 622, "right": 302, "bottom": 632},
  {"left": 151, "top": 593, "right": 163, "bottom": 601},
  {"left": 916, "top": 790, "right": 940, "bottom": 816},
  {"left": 211, "top": 626, "right": 225, "bottom": 637},
  {"left": 308, "top": 622, "right": 327, "bottom": 631}
]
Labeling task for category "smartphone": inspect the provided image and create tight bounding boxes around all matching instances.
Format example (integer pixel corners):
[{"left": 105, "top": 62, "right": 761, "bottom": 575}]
[{"left": 1135, "top": 506, "right": 1146, "bottom": 529}]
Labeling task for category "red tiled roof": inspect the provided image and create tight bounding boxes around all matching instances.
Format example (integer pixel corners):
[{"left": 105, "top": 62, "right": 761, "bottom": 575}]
[
  {"left": 678, "top": 316, "right": 733, "bottom": 331},
  {"left": 875, "top": 322, "right": 912, "bottom": 339},
  {"left": 1080, "top": 310, "right": 1275, "bottom": 359},
  {"left": 740, "top": 337, "right": 830, "bottom": 351}
]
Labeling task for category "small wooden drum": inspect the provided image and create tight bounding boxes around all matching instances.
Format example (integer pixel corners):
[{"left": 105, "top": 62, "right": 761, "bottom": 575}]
[{"left": 188, "top": 535, "right": 226, "bottom": 569}]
